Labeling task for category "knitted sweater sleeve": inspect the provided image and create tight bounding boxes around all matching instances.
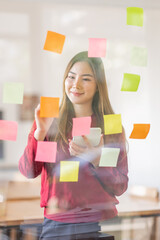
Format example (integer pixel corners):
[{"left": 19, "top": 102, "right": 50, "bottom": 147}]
[{"left": 19, "top": 121, "right": 43, "bottom": 178}]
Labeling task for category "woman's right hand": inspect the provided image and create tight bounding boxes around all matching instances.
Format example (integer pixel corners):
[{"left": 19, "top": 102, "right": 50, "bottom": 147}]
[{"left": 34, "top": 104, "right": 54, "bottom": 141}]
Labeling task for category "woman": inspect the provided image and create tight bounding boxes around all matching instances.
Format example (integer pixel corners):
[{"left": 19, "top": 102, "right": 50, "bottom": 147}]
[{"left": 19, "top": 51, "right": 128, "bottom": 239}]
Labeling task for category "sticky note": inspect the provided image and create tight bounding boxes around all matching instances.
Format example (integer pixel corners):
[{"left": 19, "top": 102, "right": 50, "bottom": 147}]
[
  {"left": 99, "top": 148, "right": 120, "bottom": 167},
  {"left": 43, "top": 31, "right": 65, "bottom": 54},
  {"left": 0, "top": 120, "right": 18, "bottom": 141},
  {"left": 40, "top": 97, "right": 59, "bottom": 118},
  {"left": 121, "top": 73, "right": 140, "bottom": 92},
  {"left": 72, "top": 117, "right": 91, "bottom": 137},
  {"left": 60, "top": 161, "right": 79, "bottom": 182},
  {"left": 3, "top": 82, "right": 24, "bottom": 104},
  {"left": 104, "top": 114, "right": 122, "bottom": 135},
  {"left": 35, "top": 141, "right": 57, "bottom": 163},
  {"left": 127, "top": 7, "right": 144, "bottom": 27},
  {"left": 88, "top": 38, "right": 107, "bottom": 58},
  {"left": 129, "top": 124, "right": 150, "bottom": 139},
  {"left": 130, "top": 46, "right": 148, "bottom": 67}
]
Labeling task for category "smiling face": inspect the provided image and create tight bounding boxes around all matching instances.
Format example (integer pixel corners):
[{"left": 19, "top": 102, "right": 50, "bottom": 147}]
[{"left": 65, "top": 61, "right": 97, "bottom": 108}]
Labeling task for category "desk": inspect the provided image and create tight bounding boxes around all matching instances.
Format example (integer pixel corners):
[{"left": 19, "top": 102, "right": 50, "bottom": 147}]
[
  {"left": 1, "top": 194, "right": 160, "bottom": 225},
  {"left": 0, "top": 199, "right": 43, "bottom": 240},
  {"left": 0, "top": 199, "right": 43, "bottom": 227},
  {"left": 117, "top": 193, "right": 160, "bottom": 217},
  {"left": 117, "top": 193, "right": 160, "bottom": 240},
  {"left": 0, "top": 194, "right": 160, "bottom": 226},
  {"left": 0, "top": 194, "right": 160, "bottom": 239},
  {"left": 0, "top": 200, "right": 115, "bottom": 240}
]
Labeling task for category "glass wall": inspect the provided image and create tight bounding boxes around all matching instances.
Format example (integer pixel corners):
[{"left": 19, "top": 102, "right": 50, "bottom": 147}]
[{"left": 0, "top": 0, "right": 160, "bottom": 239}]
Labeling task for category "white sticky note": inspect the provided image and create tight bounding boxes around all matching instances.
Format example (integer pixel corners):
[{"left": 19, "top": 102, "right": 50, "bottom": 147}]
[{"left": 99, "top": 148, "right": 120, "bottom": 167}]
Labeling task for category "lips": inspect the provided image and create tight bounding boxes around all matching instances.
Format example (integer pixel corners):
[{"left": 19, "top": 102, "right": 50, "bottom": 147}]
[{"left": 70, "top": 91, "right": 84, "bottom": 96}]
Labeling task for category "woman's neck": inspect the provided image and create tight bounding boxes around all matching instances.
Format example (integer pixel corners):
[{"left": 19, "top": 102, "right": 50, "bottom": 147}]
[{"left": 73, "top": 104, "right": 93, "bottom": 118}]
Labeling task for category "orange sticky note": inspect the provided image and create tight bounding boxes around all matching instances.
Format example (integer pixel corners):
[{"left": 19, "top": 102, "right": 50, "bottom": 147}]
[
  {"left": 35, "top": 141, "right": 57, "bottom": 163},
  {"left": 72, "top": 117, "right": 91, "bottom": 137},
  {"left": 0, "top": 120, "right": 18, "bottom": 141},
  {"left": 43, "top": 31, "right": 66, "bottom": 54},
  {"left": 129, "top": 124, "right": 150, "bottom": 139},
  {"left": 40, "top": 97, "right": 59, "bottom": 118},
  {"left": 88, "top": 38, "right": 107, "bottom": 58}
]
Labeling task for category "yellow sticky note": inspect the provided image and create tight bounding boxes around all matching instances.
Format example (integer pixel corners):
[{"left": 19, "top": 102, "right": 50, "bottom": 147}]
[
  {"left": 104, "top": 114, "right": 122, "bottom": 135},
  {"left": 121, "top": 73, "right": 140, "bottom": 92},
  {"left": 43, "top": 31, "right": 65, "bottom": 54},
  {"left": 127, "top": 7, "right": 144, "bottom": 27},
  {"left": 60, "top": 161, "right": 79, "bottom": 182}
]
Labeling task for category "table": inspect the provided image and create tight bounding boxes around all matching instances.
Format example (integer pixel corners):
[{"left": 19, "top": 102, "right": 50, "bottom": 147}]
[
  {"left": 117, "top": 193, "right": 160, "bottom": 217},
  {"left": 0, "top": 194, "right": 160, "bottom": 239},
  {"left": 117, "top": 193, "right": 160, "bottom": 240},
  {"left": 0, "top": 199, "right": 43, "bottom": 240},
  {"left": 0, "top": 199, "right": 43, "bottom": 227}
]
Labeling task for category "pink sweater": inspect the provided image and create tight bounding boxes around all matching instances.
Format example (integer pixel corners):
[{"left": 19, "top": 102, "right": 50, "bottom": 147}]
[{"left": 19, "top": 115, "right": 128, "bottom": 223}]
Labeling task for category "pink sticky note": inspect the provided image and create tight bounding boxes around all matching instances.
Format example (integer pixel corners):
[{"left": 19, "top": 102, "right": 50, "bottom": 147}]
[
  {"left": 35, "top": 141, "right": 57, "bottom": 163},
  {"left": 88, "top": 38, "right": 107, "bottom": 58},
  {"left": 0, "top": 120, "right": 18, "bottom": 141},
  {"left": 72, "top": 117, "right": 91, "bottom": 137}
]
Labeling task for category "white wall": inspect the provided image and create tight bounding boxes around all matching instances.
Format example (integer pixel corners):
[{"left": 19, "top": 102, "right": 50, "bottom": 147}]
[{"left": 0, "top": 0, "right": 160, "bottom": 190}]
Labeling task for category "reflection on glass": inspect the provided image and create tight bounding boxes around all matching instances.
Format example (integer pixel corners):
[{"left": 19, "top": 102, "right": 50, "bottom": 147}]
[{"left": 19, "top": 51, "right": 128, "bottom": 239}]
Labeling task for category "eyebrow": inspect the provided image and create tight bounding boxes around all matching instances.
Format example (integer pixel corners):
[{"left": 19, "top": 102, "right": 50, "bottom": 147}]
[{"left": 69, "top": 71, "right": 94, "bottom": 77}]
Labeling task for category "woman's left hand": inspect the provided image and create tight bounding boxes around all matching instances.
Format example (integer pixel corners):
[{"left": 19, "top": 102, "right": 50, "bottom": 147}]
[{"left": 68, "top": 134, "right": 104, "bottom": 168}]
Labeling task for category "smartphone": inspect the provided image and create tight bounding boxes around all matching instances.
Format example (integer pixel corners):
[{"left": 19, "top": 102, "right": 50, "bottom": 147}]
[{"left": 72, "top": 127, "right": 102, "bottom": 147}]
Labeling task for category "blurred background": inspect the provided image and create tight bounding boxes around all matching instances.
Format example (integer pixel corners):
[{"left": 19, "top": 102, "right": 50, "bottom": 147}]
[{"left": 0, "top": 0, "right": 160, "bottom": 190}]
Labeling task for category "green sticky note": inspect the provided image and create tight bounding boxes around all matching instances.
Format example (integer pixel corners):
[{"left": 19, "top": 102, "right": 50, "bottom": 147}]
[
  {"left": 99, "top": 148, "right": 120, "bottom": 167},
  {"left": 127, "top": 7, "right": 144, "bottom": 27},
  {"left": 104, "top": 114, "right": 122, "bottom": 135},
  {"left": 60, "top": 161, "right": 79, "bottom": 182},
  {"left": 130, "top": 46, "right": 147, "bottom": 67},
  {"left": 121, "top": 73, "right": 140, "bottom": 92},
  {"left": 3, "top": 82, "right": 24, "bottom": 104}
]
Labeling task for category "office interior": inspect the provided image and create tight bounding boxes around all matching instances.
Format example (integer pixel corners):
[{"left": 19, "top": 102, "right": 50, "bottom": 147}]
[{"left": 0, "top": 0, "right": 160, "bottom": 239}]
